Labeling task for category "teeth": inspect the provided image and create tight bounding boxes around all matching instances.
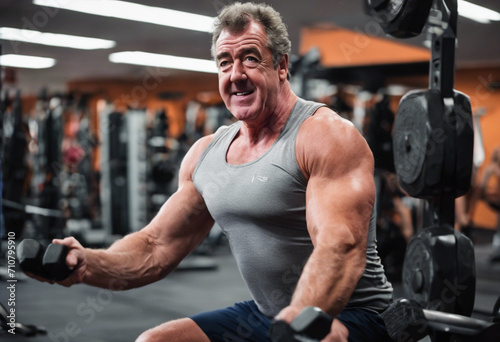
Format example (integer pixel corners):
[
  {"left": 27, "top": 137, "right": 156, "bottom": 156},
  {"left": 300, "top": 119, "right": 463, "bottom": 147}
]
[{"left": 235, "top": 92, "right": 251, "bottom": 96}]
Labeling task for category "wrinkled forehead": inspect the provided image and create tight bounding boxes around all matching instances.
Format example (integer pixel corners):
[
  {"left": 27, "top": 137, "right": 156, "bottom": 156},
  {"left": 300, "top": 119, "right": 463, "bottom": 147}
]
[{"left": 215, "top": 21, "right": 269, "bottom": 53}]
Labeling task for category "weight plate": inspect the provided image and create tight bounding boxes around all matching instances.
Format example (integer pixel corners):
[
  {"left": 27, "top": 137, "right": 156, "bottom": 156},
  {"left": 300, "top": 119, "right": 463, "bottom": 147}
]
[
  {"left": 402, "top": 232, "right": 433, "bottom": 307},
  {"left": 393, "top": 91, "right": 429, "bottom": 185},
  {"left": 367, "top": 0, "right": 433, "bottom": 38},
  {"left": 403, "top": 227, "right": 476, "bottom": 315},
  {"left": 368, "top": 0, "right": 405, "bottom": 23}
]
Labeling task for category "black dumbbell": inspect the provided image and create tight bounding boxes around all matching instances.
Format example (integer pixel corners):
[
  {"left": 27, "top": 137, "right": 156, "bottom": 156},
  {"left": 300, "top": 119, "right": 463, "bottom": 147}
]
[
  {"left": 17, "top": 239, "right": 72, "bottom": 282},
  {"left": 17, "top": 239, "right": 50, "bottom": 279},
  {"left": 269, "top": 306, "right": 333, "bottom": 342}
]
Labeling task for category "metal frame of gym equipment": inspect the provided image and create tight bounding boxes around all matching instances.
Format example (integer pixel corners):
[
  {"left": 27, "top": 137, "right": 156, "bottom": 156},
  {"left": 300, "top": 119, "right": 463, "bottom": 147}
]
[{"left": 365, "top": 0, "right": 500, "bottom": 340}]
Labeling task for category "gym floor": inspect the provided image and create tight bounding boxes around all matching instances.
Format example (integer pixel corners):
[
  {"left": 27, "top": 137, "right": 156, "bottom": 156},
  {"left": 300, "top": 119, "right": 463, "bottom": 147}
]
[{"left": 1, "top": 241, "right": 499, "bottom": 342}]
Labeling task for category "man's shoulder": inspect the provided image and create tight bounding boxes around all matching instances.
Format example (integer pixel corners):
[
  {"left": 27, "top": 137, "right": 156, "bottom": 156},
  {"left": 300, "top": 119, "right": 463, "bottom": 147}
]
[
  {"left": 296, "top": 106, "right": 372, "bottom": 176},
  {"left": 300, "top": 106, "right": 358, "bottom": 143}
]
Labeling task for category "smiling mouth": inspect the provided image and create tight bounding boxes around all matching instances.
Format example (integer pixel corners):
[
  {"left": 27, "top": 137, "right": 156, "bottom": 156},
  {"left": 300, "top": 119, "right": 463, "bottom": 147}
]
[{"left": 233, "top": 91, "right": 254, "bottom": 96}]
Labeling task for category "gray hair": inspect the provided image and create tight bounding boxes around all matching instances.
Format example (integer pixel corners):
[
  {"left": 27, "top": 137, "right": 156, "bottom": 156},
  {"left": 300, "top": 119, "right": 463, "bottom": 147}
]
[{"left": 211, "top": 2, "right": 291, "bottom": 71}]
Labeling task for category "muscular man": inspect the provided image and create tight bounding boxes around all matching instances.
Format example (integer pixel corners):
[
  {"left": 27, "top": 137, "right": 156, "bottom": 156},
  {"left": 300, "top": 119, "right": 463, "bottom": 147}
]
[{"left": 30, "top": 3, "right": 393, "bottom": 341}]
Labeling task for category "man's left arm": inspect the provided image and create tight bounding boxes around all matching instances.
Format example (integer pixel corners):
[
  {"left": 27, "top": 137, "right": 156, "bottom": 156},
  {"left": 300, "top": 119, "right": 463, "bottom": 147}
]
[{"left": 277, "top": 108, "right": 375, "bottom": 322}]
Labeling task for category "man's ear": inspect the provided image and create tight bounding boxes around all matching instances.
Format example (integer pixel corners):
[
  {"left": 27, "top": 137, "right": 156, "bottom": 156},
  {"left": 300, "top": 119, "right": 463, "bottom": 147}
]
[{"left": 278, "top": 54, "right": 289, "bottom": 81}]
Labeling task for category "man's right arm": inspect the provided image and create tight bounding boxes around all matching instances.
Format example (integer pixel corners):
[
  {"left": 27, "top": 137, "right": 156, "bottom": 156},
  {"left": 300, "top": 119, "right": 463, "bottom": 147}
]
[{"left": 53, "top": 135, "right": 215, "bottom": 289}]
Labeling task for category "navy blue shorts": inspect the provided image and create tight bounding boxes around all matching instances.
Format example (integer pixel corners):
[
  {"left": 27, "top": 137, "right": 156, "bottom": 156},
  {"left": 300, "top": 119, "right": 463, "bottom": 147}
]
[{"left": 190, "top": 300, "right": 390, "bottom": 342}]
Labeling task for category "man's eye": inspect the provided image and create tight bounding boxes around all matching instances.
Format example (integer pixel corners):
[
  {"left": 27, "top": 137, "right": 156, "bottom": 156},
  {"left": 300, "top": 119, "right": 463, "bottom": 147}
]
[
  {"left": 244, "top": 56, "right": 259, "bottom": 67},
  {"left": 219, "top": 61, "right": 228, "bottom": 67}
]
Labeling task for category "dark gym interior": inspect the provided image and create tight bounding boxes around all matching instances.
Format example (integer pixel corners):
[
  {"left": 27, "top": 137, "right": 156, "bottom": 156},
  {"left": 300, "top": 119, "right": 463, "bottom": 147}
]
[{"left": 1, "top": 1, "right": 500, "bottom": 341}]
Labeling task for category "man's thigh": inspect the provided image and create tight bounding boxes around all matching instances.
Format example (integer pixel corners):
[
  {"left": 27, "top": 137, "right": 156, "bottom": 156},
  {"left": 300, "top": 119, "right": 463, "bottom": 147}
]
[
  {"left": 136, "top": 317, "right": 210, "bottom": 342},
  {"left": 190, "top": 301, "right": 272, "bottom": 342},
  {"left": 337, "top": 307, "right": 390, "bottom": 342},
  {"left": 190, "top": 302, "right": 390, "bottom": 342}
]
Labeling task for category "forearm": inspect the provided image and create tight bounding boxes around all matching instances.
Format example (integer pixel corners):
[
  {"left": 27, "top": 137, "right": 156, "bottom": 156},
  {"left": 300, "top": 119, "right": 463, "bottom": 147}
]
[
  {"left": 83, "top": 232, "right": 173, "bottom": 290},
  {"left": 289, "top": 243, "right": 366, "bottom": 317},
  {"left": 80, "top": 184, "right": 214, "bottom": 290}
]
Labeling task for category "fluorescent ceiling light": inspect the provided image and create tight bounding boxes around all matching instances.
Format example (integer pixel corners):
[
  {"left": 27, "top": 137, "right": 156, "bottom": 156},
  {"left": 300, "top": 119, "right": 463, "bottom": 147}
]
[
  {"left": 0, "top": 27, "right": 115, "bottom": 50},
  {"left": 33, "top": 0, "right": 215, "bottom": 33},
  {"left": 109, "top": 51, "right": 217, "bottom": 74},
  {"left": 458, "top": 0, "right": 500, "bottom": 24},
  {"left": 0, "top": 54, "right": 56, "bottom": 69}
]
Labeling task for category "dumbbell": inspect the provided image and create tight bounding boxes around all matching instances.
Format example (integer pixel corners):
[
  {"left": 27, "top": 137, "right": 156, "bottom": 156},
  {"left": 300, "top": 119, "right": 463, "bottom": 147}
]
[
  {"left": 17, "top": 239, "right": 72, "bottom": 282},
  {"left": 269, "top": 306, "right": 333, "bottom": 342}
]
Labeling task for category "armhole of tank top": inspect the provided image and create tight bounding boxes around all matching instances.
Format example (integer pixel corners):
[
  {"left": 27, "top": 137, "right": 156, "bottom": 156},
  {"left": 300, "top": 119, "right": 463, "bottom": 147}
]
[
  {"left": 292, "top": 102, "right": 328, "bottom": 186},
  {"left": 192, "top": 124, "right": 234, "bottom": 181}
]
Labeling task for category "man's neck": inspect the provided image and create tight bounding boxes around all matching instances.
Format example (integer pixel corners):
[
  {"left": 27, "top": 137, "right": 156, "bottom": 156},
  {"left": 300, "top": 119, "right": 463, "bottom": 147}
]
[{"left": 239, "top": 87, "right": 298, "bottom": 146}]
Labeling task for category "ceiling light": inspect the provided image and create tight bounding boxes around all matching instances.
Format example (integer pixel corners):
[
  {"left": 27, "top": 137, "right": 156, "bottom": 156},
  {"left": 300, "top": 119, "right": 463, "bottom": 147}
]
[
  {"left": 0, "top": 54, "right": 56, "bottom": 69},
  {"left": 458, "top": 0, "right": 500, "bottom": 24},
  {"left": 33, "top": 0, "right": 215, "bottom": 33},
  {"left": 0, "top": 27, "right": 116, "bottom": 50},
  {"left": 109, "top": 51, "right": 218, "bottom": 74}
]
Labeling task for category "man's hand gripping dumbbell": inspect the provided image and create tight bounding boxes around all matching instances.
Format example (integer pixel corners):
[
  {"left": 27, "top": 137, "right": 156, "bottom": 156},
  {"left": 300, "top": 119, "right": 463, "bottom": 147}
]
[
  {"left": 17, "top": 239, "right": 76, "bottom": 283},
  {"left": 270, "top": 306, "right": 348, "bottom": 342}
]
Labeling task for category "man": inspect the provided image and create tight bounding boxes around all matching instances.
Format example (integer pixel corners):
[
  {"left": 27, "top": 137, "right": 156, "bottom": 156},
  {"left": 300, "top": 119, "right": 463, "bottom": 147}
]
[{"left": 31, "top": 3, "right": 393, "bottom": 341}]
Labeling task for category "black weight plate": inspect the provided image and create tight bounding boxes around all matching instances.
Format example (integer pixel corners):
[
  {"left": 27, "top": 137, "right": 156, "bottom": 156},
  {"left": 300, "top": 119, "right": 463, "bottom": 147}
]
[
  {"left": 403, "top": 227, "right": 476, "bottom": 315},
  {"left": 367, "top": 0, "right": 433, "bottom": 38},
  {"left": 402, "top": 232, "right": 433, "bottom": 307},
  {"left": 393, "top": 90, "right": 429, "bottom": 185},
  {"left": 368, "top": 0, "right": 405, "bottom": 23}
]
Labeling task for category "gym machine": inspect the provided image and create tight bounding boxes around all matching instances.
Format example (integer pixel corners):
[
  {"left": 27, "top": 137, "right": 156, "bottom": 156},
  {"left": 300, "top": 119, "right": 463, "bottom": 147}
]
[
  {"left": 99, "top": 107, "right": 148, "bottom": 237},
  {"left": 269, "top": 0, "right": 499, "bottom": 341},
  {"left": 147, "top": 109, "right": 176, "bottom": 220},
  {"left": 2, "top": 89, "right": 30, "bottom": 239},
  {"left": 366, "top": 0, "right": 500, "bottom": 340}
]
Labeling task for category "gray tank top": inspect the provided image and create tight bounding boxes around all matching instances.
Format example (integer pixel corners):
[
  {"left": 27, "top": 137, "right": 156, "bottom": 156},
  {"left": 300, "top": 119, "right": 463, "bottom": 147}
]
[{"left": 193, "top": 98, "right": 393, "bottom": 317}]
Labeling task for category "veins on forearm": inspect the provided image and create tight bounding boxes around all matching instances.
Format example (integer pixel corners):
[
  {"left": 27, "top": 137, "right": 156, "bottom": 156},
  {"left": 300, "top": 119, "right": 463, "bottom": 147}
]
[{"left": 84, "top": 233, "right": 166, "bottom": 290}]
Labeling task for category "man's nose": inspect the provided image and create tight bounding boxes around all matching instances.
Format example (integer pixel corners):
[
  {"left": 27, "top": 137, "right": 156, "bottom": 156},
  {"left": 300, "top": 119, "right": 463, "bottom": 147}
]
[{"left": 230, "top": 60, "right": 247, "bottom": 83}]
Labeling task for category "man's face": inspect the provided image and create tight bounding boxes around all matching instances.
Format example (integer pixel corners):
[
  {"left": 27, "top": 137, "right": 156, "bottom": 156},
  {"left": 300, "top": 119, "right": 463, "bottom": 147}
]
[{"left": 215, "top": 21, "right": 286, "bottom": 123}]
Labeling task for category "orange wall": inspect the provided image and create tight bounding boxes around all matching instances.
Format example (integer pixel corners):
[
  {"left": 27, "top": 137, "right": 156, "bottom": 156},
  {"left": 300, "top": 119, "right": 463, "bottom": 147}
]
[
  {"left": 67, "top": 74, "right": 220, "bottom": 172},
  {"left": 67, "top": 74, "right": 220, "bottom": 137},
  {"left": 300, "top": 26, "right": 431, "bottom": 67}
]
